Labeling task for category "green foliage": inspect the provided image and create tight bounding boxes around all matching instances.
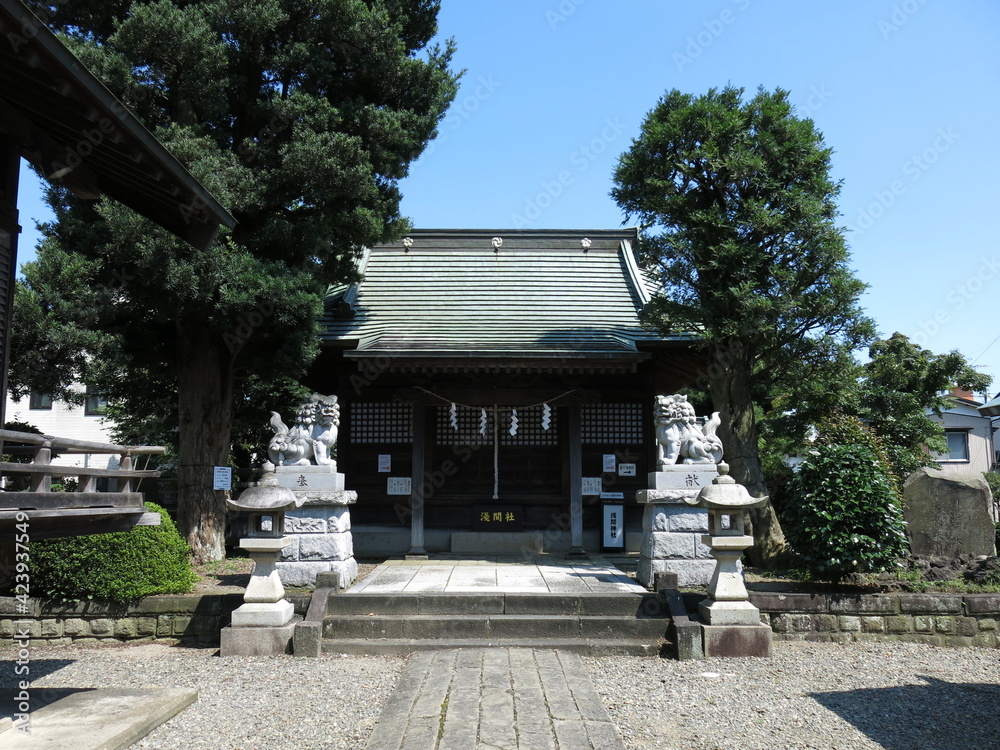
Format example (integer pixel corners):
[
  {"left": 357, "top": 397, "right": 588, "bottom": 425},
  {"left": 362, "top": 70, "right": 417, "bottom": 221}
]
[
  {"left": 611, "top": 85, "right": 874, "bottom": 459},
  {"left": 983, "top": 471, "right": 1000, "bottom": 502},
  {"left": 783, "top": 441, "right": 908, "bottom": 581},
  {"left": 611, "top": 85, "right": 874, "bottom": 363},
  {"left": 10, "top": 1, "right": 459, "bottom": 557},
  {"left": 816, "top": 413, "right": 897, "bottom": 478},
  {"left": 855, "top": 333, "right": 991, "bottom": 480},
  {"left": 26, "top": 503, "right": 197, "bottom": 602},
  {"left": 1, "top": 421, "right": 45, "bottom": 464},
  {"left": 50, "top": 477, "right": 79, "bottom": 493},
  {"left": 611, "top": 85, "right": 875, "bottom": 561}
]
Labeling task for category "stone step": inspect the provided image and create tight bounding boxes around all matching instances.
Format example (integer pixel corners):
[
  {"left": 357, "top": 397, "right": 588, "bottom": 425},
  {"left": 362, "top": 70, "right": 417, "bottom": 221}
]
[
  {"left": 322, "top": 614, "right": 669, "bottom": 641},
  {"left": 321, "top": 637, "right": 665, "bottom": 657},
  {"left": 326, "top": 592, "right": 668, "bottom": 618}
]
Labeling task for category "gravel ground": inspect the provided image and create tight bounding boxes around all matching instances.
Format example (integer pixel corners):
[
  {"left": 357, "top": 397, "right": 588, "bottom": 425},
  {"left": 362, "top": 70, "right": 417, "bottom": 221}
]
[
  {"left": 2, "top": 640, "right": 998, "bottom": 749},
  {"left": 0, "top": 642, "right": 405, "bottom": 750},
  {"left": 585, "top": 641, "right": 1000, "bottom": 750}
]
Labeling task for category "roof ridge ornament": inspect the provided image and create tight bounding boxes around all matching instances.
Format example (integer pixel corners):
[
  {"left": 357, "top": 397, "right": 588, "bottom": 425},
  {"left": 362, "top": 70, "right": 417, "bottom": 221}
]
[
  {"left": 402, "top": 237, "right": 413, "bottom": 252},
  {"left": 581, "top": 237, "right": 591, "bottom": 251},
  {"left": 491, "top": 236, "right": 503, "bottom": 252}
]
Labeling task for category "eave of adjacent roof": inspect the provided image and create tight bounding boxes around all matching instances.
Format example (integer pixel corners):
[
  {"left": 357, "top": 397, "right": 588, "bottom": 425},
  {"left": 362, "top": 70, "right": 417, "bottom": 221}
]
[
  {"left": 0, "top": 0, "right": 235, "bottom": 249},
  {"left": 979, "top": 394, "right": 1000, "bottom": 418}
]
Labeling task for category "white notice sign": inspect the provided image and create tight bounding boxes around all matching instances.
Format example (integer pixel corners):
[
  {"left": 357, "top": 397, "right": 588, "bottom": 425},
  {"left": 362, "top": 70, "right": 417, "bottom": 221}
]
[
  {"left": 378, "top": 454, "right": 392, "bottom": 473},
  {"left": 600, "top": 491, "right": 624, "bottom": 499},
  {"left": 581, "top": 477, "right": 603, "bottom": 496},
  {"left": 603, "top": 454, "right": 617, "bottom": 472},
  {"left": 213, "top": 466, "right": 232, "bottom": 491},
  {"left": 602, "top": 503, "right": 625, "bottom": 549},
  {"left": 387, "top": 477, "right": 412, "bottom": 496},
  {"left": 618, "top": 463, "right": 636, "bottom": 477}
]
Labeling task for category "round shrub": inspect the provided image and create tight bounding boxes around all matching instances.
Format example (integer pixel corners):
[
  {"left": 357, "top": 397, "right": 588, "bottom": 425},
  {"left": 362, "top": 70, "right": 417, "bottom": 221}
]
[
  {"left": 28, "top": 502, "right": 198, "bottom": 602},
  {"left": 783, "top": 443, "right": 908, "bottom": 581}
]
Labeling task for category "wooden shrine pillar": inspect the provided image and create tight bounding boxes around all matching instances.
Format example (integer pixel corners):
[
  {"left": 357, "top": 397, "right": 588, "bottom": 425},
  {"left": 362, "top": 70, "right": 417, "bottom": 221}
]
[
  {"left": 567, "top": 401, "right": 585, "bottom": 555},
  {"left": 0, "top": 141, "right": 21, "bottom": 428},
  {"left": 407, "top": 403, "right": 428, "bottom": 558}
]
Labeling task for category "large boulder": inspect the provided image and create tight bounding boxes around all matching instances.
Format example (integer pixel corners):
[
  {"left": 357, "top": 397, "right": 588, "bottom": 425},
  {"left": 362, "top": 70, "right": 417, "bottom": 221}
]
[{"left": 903, "top": 468, "right": 996, "bottom": 558}]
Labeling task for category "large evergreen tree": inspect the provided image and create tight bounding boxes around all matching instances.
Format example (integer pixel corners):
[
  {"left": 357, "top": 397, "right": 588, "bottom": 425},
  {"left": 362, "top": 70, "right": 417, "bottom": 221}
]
[
  {"left": 612, "top": 86, "right": 875, "bottom": 565},
  {"left": 11, "top": 0, "right": 458, "bottom": 560}
]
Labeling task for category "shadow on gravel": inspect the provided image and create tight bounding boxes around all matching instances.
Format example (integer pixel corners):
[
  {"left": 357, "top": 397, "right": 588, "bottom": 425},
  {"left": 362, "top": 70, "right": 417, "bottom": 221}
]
[
  {"left": 811, "top": 675, "right": 1000, "bottom": 750},
  {"left": 0, "top": 658, "right": 74, "bottom": 684}
]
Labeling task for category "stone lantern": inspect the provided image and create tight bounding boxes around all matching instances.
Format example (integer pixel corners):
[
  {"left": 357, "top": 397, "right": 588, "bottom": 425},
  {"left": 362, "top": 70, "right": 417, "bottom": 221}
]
[
  {"left": 687, "top": 462, "right": 773, "bottom": 656},
  {"left": 220, "top": 463, "right": 303, "bottom": 656}
]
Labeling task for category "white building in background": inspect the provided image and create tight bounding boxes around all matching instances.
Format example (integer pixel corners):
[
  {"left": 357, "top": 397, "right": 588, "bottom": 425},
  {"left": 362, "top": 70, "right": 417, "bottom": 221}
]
[
  {"left": 930, "top": 388, "right": 997, "bottom": 476},
  {"left": 4, "top": 385, "right": 117, "bottom": 469}
]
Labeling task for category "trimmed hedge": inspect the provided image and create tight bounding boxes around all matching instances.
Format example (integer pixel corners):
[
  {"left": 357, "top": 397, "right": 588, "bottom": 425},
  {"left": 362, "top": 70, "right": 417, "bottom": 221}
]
[{"left": 27, "top": 502, "right": 197, "bottom": 602}]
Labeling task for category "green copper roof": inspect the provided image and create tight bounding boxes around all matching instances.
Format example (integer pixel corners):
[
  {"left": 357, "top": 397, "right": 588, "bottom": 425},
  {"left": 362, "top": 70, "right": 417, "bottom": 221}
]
[{"left": 320, "top": 229, "right": 687, "bottom": 365}]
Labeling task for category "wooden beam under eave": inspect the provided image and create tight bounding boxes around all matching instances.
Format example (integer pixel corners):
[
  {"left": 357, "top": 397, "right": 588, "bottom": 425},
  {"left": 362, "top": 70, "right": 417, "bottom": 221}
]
[{"left": 0, "top": 137, "right": 19, "bottom": 427}]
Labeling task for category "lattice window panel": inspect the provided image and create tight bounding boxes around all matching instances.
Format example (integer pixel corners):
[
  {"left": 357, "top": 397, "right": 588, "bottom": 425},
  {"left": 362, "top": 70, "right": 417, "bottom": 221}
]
[
  {"left": 350, "top": 403, "right": 412, "bottom": 444},
  {"left": 581, "top": 403, "right": 644, "bottom": 444},
  {"left": 435, "top": 405, "right": 488, "bottom": 446},
  {"left": 435, "top": 405, "right": 558, "bottom": 446}
]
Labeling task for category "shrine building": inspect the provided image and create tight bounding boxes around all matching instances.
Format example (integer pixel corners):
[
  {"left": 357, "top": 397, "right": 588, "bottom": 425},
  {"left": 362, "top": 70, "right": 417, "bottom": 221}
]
[{"left": 310, "top": 228, "right": 704, "bottom": 556}]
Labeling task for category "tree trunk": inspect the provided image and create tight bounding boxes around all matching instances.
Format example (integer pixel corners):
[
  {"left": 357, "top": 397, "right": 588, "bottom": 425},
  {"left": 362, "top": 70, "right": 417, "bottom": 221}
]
[
  {"left": 707, "top": 340, "right": 787, "bottom": 568},
  {"left": 175, "top": 329, "right": 235, "bottom": 563}
]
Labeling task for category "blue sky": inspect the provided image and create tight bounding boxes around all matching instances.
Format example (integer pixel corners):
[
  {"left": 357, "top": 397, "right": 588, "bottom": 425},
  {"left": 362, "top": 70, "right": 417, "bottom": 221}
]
[{"left": 16, "top": 0, "right": 1000, "bottom": 394}]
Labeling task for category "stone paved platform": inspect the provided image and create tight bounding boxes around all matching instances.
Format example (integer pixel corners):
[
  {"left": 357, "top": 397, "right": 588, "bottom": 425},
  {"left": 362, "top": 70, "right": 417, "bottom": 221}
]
[
  {"left": 349, "top": 554, "right": 645, "bottom": 594},
  {"left": 364, "top": 648, "right": 625, "bottom": 750}
]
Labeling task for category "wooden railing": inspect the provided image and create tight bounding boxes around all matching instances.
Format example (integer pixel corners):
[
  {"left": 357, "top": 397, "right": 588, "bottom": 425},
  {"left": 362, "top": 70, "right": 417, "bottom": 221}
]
[{"left": 0, "top": 429, "right": 167, "bottom": 538}]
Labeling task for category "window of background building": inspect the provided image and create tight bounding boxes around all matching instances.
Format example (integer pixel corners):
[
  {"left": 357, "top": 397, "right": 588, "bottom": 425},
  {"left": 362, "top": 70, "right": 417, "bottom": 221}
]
[
  {"left": 84, "top": 386, "right": 108, "bottom": 416},
  {"left": 941, "top": 430, "right": 970, "bottom": 462},
  {"left": 28, "top": 392, "right": 53, "bottom": 410}
]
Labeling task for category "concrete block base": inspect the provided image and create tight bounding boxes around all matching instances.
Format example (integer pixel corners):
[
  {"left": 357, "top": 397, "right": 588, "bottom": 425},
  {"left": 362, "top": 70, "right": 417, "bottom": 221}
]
[
  {"left": 277, "top": 556, "right": 357, "bottom": 588},
  {"left": 699, "top": 600, "right": 763, "bottom": 626},
  {"left": 672, "top": 619, "right": 704, "bottom": 661},
  {"left": 637, "top": 500, "right": 717, "bottom": 589},
  {"left": 293, "top": 620, "right": 322, "bottom": 657},
  {"left": 220, "top": 616, "right": 300, "bottom": 657},
  {"left": 638, "top": 557, "right": 716, "bottom": 588},
  {"left": 230, "top": 600, "right": 294, "bottom": 627},
  {"left": 701, "top": 623, "right": 773, "bottom": 658}
]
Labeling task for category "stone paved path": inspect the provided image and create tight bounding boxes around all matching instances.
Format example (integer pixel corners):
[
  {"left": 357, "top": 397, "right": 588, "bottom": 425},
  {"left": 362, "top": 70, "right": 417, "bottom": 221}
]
[
  {"left": 350, "top": 554, "right": 645, "bottom": 594},
  {"left": 363, "top": 648, "right": 626, "bottom": 750}
]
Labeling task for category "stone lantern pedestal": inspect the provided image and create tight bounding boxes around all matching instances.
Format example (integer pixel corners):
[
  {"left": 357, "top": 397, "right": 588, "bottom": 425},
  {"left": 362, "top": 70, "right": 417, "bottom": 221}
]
[
  {"left": 221, "top": 467, "right": 302, "bottom": 656},
  {"left": 231, "top": 537, "right": 296, "bottom": 627},
  {"left": 688, "top": 464, "right": 773, "bottom": 657}
]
